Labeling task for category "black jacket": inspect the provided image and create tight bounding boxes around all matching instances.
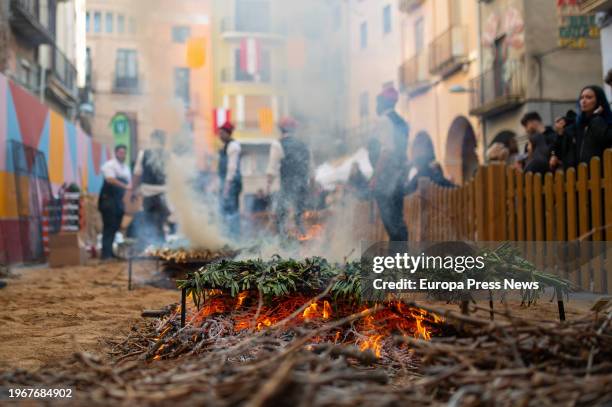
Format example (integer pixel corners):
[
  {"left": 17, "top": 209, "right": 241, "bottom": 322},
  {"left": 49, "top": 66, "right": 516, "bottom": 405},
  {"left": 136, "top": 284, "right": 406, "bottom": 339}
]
[
  {"left": 552, "top": 115, "right": 612, "bottom": 169},
  {"left": 524, "top": 133, "right": 551, "bottom": 175}
]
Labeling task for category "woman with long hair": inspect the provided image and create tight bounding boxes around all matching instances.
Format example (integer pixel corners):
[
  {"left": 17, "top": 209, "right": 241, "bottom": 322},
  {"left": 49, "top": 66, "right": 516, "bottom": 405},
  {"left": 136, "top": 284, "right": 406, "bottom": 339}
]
[{"left": 550, "top": 85, "right": 612, "bottom": 170}]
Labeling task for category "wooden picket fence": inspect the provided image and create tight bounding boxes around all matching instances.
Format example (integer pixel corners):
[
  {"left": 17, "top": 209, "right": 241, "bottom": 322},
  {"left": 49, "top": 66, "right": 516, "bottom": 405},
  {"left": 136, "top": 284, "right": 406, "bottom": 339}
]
[{"left": 352, "top": 149, "right": 612, "bottom": 294}]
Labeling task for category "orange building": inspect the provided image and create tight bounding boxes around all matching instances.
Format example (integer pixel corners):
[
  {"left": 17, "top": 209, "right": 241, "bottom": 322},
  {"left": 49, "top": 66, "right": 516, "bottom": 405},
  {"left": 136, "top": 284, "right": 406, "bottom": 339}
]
[{"left": 86, "top": 0, "right": 214, "bottom": 168}]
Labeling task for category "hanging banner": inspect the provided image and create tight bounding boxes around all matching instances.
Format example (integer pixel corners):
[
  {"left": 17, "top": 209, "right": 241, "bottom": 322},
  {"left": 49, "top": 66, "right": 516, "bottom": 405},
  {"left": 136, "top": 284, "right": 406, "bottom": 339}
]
[
  {"left": 186, "top": 37, "right": 206, "bottom": 69},
  {"left": 240, "top": 38, "right": 261, "bottom": 75},
  {"left": 110, "top": 113, "right": 132, "bottom": 160},
  {"left": 557, "top": 0, "right": 600, "bottom": 49}
]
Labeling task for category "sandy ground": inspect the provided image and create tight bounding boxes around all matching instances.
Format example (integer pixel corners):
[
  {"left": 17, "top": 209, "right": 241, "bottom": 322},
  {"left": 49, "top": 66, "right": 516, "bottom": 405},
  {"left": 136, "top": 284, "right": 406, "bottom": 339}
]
[
  {"left": 0, "top": 261, "right": 177, "bottom": 371},
  {"left": 0, "top": 261, "right": 601, "bottom": 373}
]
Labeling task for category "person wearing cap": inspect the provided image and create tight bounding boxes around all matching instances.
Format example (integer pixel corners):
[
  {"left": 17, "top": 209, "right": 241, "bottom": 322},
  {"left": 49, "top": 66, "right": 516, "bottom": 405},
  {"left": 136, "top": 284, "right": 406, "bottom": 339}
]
[
  {"left": 369, "top": 86, "right": 409, "bottom": 242},
  {"left": 266, "top": 117, "right": 310, "bottom": 237},
  {"left": 217, "top": 122, "right": 242, "bottom": 238}
]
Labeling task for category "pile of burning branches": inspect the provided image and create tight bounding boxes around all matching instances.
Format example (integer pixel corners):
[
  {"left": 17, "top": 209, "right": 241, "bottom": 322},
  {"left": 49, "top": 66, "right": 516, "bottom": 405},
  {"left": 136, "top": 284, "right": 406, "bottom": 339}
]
[
  {"left": 3, "top": 256, "right": 607, "bottom": 406},
  {"left": 3, "top": 300, "right": 611, "bottom": 406}
]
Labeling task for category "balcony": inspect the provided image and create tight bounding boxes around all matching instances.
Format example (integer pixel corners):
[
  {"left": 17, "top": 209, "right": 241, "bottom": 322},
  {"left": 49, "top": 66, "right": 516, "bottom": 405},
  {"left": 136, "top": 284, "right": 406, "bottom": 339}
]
[
  {"left": 113, "top": 75, "right": 141, "bottom": 94},
  {"left": 399, "top": 52, "right": 430, "bottom": 94},
  {"left": 429, "top": 26, "right": 468, "bottom": 77},
  {"left": 399, "top": 0, "right": 426, "bottom": 13},
  {"left": 9, "top": 0, "right": 54, "bottom": 46},
  {"left": 580, "top": 0, "right": 612, "bottom": 13},
  {"left": 46, "top": 46, "right": 77, "bottom": 101},
  {"left": 221, "top": 67, "right": 270, "bottom": 84},
  {"left": 469, "top": 59, "right": 525, "bottom": 117},
  {"left": 219, "top": 17, "right": 286, "bottom": 41},
  {"left": 13, "top": 60, "right": 42, "bottom": 95}
]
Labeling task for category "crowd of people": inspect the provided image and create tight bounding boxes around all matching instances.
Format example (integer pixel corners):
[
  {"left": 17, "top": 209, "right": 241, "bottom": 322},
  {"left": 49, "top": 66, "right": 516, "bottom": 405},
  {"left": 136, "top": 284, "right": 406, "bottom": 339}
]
[
  {"left": 95, "top": 80, "right": 612, "bottom": 255},
  {"left": 488, "top": 84, "right": 612, "bottom": 177}
]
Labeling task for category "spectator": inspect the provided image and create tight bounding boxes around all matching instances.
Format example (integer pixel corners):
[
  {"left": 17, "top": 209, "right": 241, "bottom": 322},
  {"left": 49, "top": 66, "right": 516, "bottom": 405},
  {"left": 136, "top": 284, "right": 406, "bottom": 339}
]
[
  {"left": 523, "top": 133, "right": 550, "bottom": 175},
  {"left": 550, "top": 85, "right": 612, "bottom": 170},
  {"left": 554, "top": 110, "right": 577, "bottom": 136},
  {"left": 521, "top": 111, "right": 557, "bottom": 147},
  {"left": 489, "top": 131, "right": 519, "bottom": 164},
  {"left": 605, "top": 69, "right": 612, "bottom": 90},
  {"left": 487, "top": 142, "right": 510, "bottom": 163},
  {"left": 405, "top": 131, "right": 454, "bottom": 195},
  {"left": 98, "top": 145, "right": 131, "bottom": 260}
]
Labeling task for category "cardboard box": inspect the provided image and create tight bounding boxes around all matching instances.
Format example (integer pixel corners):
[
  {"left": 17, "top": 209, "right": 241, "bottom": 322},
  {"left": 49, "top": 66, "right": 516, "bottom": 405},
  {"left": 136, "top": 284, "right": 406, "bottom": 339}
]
[{"left": 48, "top": 232, "right": 88, "bottom": 268}]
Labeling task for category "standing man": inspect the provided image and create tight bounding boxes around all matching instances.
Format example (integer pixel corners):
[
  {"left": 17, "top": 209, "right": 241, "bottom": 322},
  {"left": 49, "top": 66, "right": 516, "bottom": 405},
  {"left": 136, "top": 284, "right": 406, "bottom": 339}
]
[
  {"left": 369, "top": 86, "right": 409, "bottom": 242},
  {"left": 98, "top": 144, "right": 131, "bottom": 260},
  {"left": 132, "top": 130, "right": 169, "bottom": 247},
  {"left": 218, "top": 122, "right": 242, "bottom": 238},
  {"left": 266, "top": 117, "right": 310, "bottom": 237},
  {"left": 520, "top": 112, "right": 557, "bottom": 147}
]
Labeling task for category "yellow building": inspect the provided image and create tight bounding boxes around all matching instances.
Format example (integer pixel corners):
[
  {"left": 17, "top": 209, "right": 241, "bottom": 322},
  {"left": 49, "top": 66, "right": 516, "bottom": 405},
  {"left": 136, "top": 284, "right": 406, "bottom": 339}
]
[
  {"left": 398, "top": 0, "right": 480, "bottom": 185},
  {"left": 210, "top": 0, "right": 289, "bottom": 198}
]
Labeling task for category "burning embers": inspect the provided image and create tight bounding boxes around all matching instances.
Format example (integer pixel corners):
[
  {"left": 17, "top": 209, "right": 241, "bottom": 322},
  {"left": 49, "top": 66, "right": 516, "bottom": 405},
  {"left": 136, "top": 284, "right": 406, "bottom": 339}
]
[{"left": 158, "top": 288, "right": 441, "bottom": 361}]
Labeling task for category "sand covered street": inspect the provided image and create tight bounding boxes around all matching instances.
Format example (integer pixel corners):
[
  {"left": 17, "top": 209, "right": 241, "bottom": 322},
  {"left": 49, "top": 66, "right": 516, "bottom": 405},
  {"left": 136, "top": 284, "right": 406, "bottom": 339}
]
[{"left": 0, "top": 262, "right": 177, "bottom": 371}]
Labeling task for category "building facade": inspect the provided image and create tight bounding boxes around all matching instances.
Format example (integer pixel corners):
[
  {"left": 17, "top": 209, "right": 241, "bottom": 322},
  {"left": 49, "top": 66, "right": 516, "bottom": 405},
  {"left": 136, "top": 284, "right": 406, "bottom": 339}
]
[
  {"left": 346, "top": 0, "right": 403, "bottom": 150},
  {"left": 86, "top": 0, "right": 214, "bottom": 166},
  {"left": 471, "top": 0, "right": 603, "bottom": 152},
  {"left": 398, "top": 0, "right": 480, "bottom": 184},
  {"left": 0, "top": 0, "right": 83, "bottom": 119}
]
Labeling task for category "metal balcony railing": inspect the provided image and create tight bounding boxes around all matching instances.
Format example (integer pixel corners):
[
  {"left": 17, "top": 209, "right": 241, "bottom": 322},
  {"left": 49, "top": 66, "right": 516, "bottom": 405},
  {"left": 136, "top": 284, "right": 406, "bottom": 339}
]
[
  {"left": 399, "top": 0, "right": 426, "bottom": 13},
  {"left": 429, "top": 25, "right": 467, "bottom": 76},
  {"left": 9, "top": 0, "right": 54, "bottom": 45},
  {"left": 220, "top": 17, "right": 286, "bottom": 36},
  {"left": 113, "top": 75, "right": 141, "bottom": 94},
  {"left": 13, "top": 60, "right": 42, "bottom": 95},
  {"left": 469, "top": 59, "right": 525, "bottom": 116},
  {"left": 220, "top": 67, "right": 272, "bottom": 84},
  {"left": 51, "top": 46, "right": 77, "bottom": 98},
  {"left": 399, "top": 51, "right": 429, "bottom": 90}
]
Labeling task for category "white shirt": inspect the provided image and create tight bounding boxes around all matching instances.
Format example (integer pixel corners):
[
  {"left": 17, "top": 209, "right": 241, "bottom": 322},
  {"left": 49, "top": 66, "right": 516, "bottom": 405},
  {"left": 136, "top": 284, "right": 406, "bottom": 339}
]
[
  {"left": 133, "top": 150, "right": 166, "bottom": 197},
  {"left": 101, "top": 158, "right": 131, "bottom": 184},
  {"left": 226, "top": 140, "right": 241, "bottom": 182},
  {"left": 266, "top": 139, "right": 284, "bottom": 178}
]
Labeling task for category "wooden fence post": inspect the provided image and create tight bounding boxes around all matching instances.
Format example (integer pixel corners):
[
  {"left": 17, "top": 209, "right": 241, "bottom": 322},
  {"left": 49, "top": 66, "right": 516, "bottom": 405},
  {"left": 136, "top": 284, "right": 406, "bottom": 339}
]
[
  {"left": 590, "top": 157, "right": 604, "bottom": 293},
  {"left": 475, "top": 167, "right": 487, "bottom": 241},
  {"left": 577, "top": 164, "right": 590, "bottom": 291}
]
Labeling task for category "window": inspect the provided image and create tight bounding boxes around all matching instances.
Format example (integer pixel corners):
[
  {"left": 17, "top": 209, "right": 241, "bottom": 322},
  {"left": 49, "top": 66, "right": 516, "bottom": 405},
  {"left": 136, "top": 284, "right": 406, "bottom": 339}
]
[
  {"left": 450, "top": 0, "right": 461, "bottom": 26},
  {"left": 383, "top": 5, "right": 392, "bottom": 34},
  {"left": 115, "top": 49, "right": 138, "bottom": 90},
  {"left": 129, "top": 17, "right": 136, "bottom": 34},
  {"left": 86, "top": 12, "right": 90, "bottom": 32},
  {"left": 172, "top": 26, "right": 191, "bottom": 43},
  {"left": 359, "top": 91, "right": 369, "bottom": 118},
  {"left": 105, "top": 12, "right": 113, "bottom": 33},
  {"left": 117, "top": 14, "right": 125, "bottom": 33},
  {"left": 414, "top": 17, "right": 424, "bottom": 53},
  {"left": 93, "top": 12, "right": 101, "bottom": 33},
  {"left": 174, "top": 67, "right": 190, "bottom": 106},
  {"left": 360, "top": 22, "right": 367, "bottom": 49}
]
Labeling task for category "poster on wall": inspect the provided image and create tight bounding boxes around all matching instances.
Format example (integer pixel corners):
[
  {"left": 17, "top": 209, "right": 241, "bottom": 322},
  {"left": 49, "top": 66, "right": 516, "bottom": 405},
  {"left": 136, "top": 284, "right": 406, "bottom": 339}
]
[
  {"left": 110, "top": 113, "right": 133, "bottom": 162},
  {"left": 557, "top": 0, "right": 600, "bottom": 49}
]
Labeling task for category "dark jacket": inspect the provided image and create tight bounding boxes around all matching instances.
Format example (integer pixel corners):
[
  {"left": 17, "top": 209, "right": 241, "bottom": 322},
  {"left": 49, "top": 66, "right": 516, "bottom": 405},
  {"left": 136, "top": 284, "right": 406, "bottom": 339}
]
[
  {"left": 404, "top": 162, "right": 454, "bottom": 195},
  {"left": 552, "top": 115, "right": 612, "bottom": 169},
  {"left": 524, "top": 133, "right": 551, "bottom": 175}
]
